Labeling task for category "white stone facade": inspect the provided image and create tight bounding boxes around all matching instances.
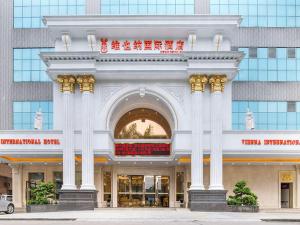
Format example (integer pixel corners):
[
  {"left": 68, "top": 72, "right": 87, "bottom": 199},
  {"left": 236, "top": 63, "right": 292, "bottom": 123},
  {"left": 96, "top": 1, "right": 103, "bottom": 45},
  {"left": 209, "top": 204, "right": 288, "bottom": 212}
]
[{"left": 1, "top": 16, "right": 300, "bottom": 210}]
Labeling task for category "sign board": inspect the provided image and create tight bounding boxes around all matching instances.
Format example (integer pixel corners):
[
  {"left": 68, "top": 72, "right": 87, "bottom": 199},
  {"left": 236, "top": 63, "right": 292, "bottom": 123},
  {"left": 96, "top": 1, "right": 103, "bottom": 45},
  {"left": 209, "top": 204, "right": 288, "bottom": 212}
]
[
  {"left": 115, "top": 143, "right": 171, "bottom": 156},
  {"left": 100, "top": 38, "right": 185, "bottom": 54},
  {"left": 0, "top": 138, "right": 60, "bottom": 145},
  {"left": 241, "top": 139, "right": 300, "bottom": 146}
]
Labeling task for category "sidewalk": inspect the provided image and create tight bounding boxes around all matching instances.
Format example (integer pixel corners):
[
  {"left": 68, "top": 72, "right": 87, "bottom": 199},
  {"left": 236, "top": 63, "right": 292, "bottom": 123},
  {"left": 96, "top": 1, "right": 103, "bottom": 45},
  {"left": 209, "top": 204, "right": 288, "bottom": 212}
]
[{"left": 1, "top": 208, "right": 300, "bottom": 222}]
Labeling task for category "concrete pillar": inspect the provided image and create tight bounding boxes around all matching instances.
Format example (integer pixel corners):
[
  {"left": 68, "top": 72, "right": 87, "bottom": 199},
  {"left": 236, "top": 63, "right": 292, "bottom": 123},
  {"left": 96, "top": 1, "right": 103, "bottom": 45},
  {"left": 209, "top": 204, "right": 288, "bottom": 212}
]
[
  {"left": 208, "top": 75, "right": 227, "bottom": 190},
  {"left": 56, "top": 75, "right": 76, "bottom": 190},
  {"left": 77, "top": 75, "right": 96, "bottom": 190},
  {"left": 188, "top": 75, "right": 208, "bottom": 190},
  {"left": 11, "top": 164, "right": 23, "bottom": 208}
]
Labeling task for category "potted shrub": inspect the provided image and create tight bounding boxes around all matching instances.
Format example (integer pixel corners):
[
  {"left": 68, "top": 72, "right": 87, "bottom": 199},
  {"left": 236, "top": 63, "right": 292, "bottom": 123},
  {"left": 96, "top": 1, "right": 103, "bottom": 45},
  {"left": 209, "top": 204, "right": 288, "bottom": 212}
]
[
  {"left": 26, "top": 182, "right": 58, "bottom": 212},
  {"left": 227, "top": 180, "right": 259, "bottom": 212}
]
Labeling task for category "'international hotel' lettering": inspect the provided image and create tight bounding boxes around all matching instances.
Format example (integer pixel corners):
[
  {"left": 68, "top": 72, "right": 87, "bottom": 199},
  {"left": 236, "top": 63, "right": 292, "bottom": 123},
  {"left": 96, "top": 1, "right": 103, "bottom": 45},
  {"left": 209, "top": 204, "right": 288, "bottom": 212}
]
[{"left": 242, "top": 139, "right": 300, "bottom": 146}]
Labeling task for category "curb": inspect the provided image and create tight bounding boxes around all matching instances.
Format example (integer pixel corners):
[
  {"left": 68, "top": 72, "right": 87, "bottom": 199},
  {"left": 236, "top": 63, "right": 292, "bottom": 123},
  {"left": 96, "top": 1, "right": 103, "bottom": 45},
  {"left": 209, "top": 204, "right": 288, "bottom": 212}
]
[
  {"left": 261, "top": 219, "right": 300, "bottom": 222},
  {"left": 0, "top": 218, "right": 76, "bottom": 221}
]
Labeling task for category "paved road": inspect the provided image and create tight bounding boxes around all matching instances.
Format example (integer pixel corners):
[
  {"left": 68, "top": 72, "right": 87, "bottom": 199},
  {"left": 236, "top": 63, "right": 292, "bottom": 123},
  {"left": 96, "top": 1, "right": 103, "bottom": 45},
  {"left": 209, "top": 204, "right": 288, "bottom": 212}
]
[{"left": 0, "top": 221, "right": 295, "bottom": 225}]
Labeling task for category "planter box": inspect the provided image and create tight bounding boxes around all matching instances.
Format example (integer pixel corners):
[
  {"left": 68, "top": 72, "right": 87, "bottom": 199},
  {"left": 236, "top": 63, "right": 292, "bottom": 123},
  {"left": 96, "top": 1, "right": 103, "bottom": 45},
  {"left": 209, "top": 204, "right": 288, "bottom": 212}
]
[
  {"left": 26, "top": 204, "right": 58, "bottom": 213},
  {"left": 227, "top": 205, "right": 259, "bottom": 213}
]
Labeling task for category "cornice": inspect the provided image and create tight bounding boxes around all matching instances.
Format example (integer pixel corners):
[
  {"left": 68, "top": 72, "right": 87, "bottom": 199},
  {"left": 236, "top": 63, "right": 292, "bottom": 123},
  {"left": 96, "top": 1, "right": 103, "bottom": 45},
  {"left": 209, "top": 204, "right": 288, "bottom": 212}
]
[{"left": 40, "top": 51, "right": 244, "bottom": 66}]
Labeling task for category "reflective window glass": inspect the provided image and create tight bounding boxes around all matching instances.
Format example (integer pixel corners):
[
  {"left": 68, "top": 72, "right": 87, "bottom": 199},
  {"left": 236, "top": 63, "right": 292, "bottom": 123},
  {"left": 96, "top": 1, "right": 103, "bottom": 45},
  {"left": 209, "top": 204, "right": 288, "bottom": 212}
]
[
  {"left": 101, "top": 0, "right": 194, "bottom": 15},
  {"left": 232, "top": 101, "right": 300, "bottom": 130},
  {"left": 210, "top": 1, "right": 300, "bottom": 27},
  {"left": 13, "top": 0, "right": 86, "bottom": 28},
  {"left": 13, "top": 48, "right": 53, "bottom": 82},
  {"left": 13, "top": 101, "right": 53, "bottom": 130}
]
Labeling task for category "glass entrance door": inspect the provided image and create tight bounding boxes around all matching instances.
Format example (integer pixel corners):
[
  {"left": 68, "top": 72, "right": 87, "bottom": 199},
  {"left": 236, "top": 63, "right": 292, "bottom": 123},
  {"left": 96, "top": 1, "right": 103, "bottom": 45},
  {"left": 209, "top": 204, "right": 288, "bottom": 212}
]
[{"left": 117, "top": 175, "right": 169, "bottom": 207}]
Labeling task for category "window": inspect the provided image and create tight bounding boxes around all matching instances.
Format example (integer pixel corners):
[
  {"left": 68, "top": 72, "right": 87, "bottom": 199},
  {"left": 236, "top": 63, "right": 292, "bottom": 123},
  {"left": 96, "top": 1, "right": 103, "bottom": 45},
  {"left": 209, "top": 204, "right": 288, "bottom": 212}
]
[
  {"left": 235, "top": 48, "right": 300, "bottom": 81},
  {"left": 101, "top": 0, "right": 194, "bottom": 15},
  {"left": 232, "top": 101, "right": 300, "bottom": 130},
  {"left": 28, "top": 172, "right": 44, "bottom": 184},
  {"left": 103, "top": 171, "right": 112, "bottom": 207},
  {"left": 176, "top": 172, "right": 184, "bottom": 203},
  {"left": 14, "top": 48, "right": 53, "bottom": 82},
  {"left": 115, "top": 108, "right": 171, "bottom": 139},
  {"left": 14, "top": 0, "right": 86, "bottom": 28},
  {"left": 53, "top": 172, "right": 63, "bottom": 191},
  {"left": 268, "top": 48, "right": 276, "bottom": 58},
  {"left": 13, "top": 101, "right": 53, "bottom": 130},
  {"left": 288, "top": 48, "right": 296, "bottom": 58},
  {"left": 210, "top": 1, "right": 300, "bottom": 27},
  {"left": 249, "top": 48, "right": 257, "bottom": 58},
  {"left": 287, "top": 102, "right": 296, "bottom": 112}
]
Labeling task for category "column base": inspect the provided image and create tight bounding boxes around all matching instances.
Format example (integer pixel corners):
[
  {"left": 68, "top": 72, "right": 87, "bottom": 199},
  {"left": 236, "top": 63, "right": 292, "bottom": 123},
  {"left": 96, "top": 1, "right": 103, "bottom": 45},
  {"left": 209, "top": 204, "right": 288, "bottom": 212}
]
[
  {"left": 61, "top": 184, "right": 77, "bottom": 190},
  {"left": 209, "top": 185, "right": 224, "bottom": 190},
  {"left": 80, "top": 184, "right": 96, "bottom": 190},
  {"left": 188, "top": 190, "right": 228, "bottom": 211},
  {"left": 58, "top": 190, "right": 98, "bottom": 211},
  {"left": 189, "top": 185, "right": 205, "bottom": 190}
]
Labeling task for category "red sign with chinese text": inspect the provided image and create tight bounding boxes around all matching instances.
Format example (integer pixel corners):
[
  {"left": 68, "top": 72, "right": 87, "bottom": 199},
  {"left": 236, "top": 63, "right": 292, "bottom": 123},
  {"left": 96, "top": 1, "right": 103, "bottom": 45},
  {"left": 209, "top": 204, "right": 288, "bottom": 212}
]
[
  {"left": 100, "top": 39, "right": 185, "bottom": 54},
  {"left": 115, "top": 143, "right": 171, "bottom": 156}
]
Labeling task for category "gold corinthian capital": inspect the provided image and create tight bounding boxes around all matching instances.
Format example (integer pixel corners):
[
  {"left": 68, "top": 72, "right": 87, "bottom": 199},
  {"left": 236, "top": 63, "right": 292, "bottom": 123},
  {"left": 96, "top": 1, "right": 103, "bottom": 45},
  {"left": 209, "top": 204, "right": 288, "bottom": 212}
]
[
  {"left": 76, "top": 75, "right": 96, "bottom": 93},
  {"left": 189, "top": 75, "right": 208, "bottom": 92},
  {"left": 208, "top": 75, "right": 227, "bottom": 92},
  {"left": 56, "top": 75, "right": 76, "bottom": 93}
]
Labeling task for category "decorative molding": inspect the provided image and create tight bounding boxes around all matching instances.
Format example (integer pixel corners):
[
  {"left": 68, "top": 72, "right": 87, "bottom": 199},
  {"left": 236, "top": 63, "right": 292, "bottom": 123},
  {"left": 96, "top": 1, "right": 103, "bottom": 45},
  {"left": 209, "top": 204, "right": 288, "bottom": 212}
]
[
  {"left": 40, "top": 51, "right": 244, "bottom": 66},
  {"left": 100, "top": 85, "right": 123, "bottom": 104},
  {"left": 76, "top": 75, "right": 96, "bottom": 93},
  {"left": 209, "top": 75, "right": 227, "bottom": 92},
  {"left": 161, "top": 85, "right": 185, "bottom": 106},
  {"left": 189, "top": 75, "right": 208, "bottom": 92},
  {"left": 56, "top": 75, "right": 76, "bottom": 93},
  {"left": 279, "top": 171, "right": 295, "bottom": 183}
]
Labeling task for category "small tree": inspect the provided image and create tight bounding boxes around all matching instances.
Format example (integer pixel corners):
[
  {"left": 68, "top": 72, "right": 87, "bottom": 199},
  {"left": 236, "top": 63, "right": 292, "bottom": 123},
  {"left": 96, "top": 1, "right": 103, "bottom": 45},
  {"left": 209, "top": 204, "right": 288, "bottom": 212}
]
[
  {"left": 27, "top": 182, "right": 56, "bottom": 205},
  {"left": 227, "top": 180, "right": 258, "bottom": 206}
]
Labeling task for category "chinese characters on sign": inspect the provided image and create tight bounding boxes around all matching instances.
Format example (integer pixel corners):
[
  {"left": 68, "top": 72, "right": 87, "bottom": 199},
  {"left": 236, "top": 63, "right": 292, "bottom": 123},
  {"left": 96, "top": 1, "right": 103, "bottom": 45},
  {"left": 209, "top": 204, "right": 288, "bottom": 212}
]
[
  {"left": 241, "top": 139, "right": 300, "bottom": 145},
  {"left": 100, "top": 39, "right": 185, "bottom": 54},
  {"left": 115, "top": 143, "right": 171, "bottom": 156}
]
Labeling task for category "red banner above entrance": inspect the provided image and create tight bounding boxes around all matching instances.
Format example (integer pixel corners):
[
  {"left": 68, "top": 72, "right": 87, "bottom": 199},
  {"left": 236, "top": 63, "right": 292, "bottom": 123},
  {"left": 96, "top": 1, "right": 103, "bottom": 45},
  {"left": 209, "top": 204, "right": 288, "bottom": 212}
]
[{"left": 115, "top": 143, "right": 171, "bottom": 156}]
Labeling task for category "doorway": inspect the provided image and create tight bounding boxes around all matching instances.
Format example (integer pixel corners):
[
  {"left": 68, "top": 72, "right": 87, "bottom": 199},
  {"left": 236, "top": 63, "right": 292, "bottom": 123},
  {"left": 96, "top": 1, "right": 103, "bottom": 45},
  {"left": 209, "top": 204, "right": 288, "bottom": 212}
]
[
  {"left": 117, "top": 175, "right": 169, "bottom": 207},
  {"left": 281, "top": 183, "right": 293, "bottom": 208}
]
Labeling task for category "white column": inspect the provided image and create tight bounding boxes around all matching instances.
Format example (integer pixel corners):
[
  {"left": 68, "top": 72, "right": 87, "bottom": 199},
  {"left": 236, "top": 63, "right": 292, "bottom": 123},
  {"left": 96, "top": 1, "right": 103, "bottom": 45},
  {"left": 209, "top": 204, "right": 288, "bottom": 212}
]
[
  {"left": 57, "top": 75, "right": 76, "bottom": 190},
  {"left": 208, "top": 75, "right": 227, "bottom": 190},
  {"left": 77, "top": 75, "right": 96, "bottom": 190},
  {"left": 11, "top": 164, "right": 23, "bottom": 208},
  {"left": 189, "top": 75, "right": 208, "bottom": 190}
]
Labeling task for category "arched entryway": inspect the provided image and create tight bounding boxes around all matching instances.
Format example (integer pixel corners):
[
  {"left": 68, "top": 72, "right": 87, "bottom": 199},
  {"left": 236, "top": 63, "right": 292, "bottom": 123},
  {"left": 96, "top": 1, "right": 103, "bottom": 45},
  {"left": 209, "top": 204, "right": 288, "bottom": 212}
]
[{"left": 107, "top": 91, "right": 176, "bottom": 207}]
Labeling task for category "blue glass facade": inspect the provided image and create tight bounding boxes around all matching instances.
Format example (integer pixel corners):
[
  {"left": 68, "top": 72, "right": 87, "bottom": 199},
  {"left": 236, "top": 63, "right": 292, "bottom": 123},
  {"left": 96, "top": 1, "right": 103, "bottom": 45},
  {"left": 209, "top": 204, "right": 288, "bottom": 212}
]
[
  {"left": 13, "top": 48, "right": 53, "bottom": 82},
  {"left": 210, "top": 0, "right": 300, "bottom": 27},
  {"left": 235, "top": 48, "right": 300, "bottom": 81},
  {"left": 13, "top": 0, "right": 85, "bottom": 28},
  {"left": 13, "top": 101, "right": 53, "bottom": 130},
  {"left": 232, "top": 101, "right": 300, "bottom": 130},
  {"left": 101, "top": 0, "right": 194, "bottom": 15}
]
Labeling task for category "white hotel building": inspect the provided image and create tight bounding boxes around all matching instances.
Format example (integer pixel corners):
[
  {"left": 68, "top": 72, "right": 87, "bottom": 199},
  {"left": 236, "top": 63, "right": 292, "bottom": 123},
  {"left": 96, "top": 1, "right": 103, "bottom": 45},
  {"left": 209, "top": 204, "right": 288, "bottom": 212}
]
[{"left": 0, "top": 0, "right": 300, "bottom": 211}]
